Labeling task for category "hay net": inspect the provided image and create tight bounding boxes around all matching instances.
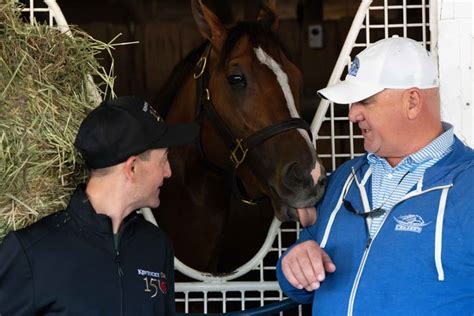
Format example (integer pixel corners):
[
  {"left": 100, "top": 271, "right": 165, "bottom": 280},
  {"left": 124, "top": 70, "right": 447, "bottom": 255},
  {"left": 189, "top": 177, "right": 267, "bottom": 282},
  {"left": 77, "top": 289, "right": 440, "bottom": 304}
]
[{"left": 0, "top": 0, "right": 115, "bottom": 241}]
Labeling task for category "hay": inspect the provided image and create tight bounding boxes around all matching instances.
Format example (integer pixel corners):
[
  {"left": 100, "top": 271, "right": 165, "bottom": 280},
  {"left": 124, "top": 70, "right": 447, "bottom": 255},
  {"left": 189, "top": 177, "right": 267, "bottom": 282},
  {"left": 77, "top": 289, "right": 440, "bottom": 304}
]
[{"left": 0, "top": 0, "right": 116, "bottom": 241}]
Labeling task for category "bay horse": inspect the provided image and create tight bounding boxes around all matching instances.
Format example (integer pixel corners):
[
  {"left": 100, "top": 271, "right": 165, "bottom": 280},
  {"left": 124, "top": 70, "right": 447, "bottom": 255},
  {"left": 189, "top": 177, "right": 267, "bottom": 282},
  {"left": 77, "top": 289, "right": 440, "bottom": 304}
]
[{"left": 153, "top": 0, "right": 326, "bottom": 274}]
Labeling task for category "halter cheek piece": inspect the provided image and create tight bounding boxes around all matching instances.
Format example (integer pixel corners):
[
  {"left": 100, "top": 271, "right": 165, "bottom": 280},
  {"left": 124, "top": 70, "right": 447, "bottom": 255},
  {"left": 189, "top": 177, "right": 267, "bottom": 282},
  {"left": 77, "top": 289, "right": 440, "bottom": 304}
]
[{"left": 193, "top": 44, "right": 312, "bottom": 205}]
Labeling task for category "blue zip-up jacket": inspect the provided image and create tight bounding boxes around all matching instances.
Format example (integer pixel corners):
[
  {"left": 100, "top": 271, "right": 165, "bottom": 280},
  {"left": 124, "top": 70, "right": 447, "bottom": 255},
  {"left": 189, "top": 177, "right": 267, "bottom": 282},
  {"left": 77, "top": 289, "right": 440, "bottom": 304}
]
[{"left": 277, "top": 137, "right": 474, "bottom": 315}]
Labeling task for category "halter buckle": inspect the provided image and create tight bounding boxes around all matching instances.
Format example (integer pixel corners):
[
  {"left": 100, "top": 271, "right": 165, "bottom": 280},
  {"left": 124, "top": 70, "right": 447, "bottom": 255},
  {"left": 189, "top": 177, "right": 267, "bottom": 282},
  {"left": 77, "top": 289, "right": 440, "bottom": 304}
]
[
  {"left": 230, "top": 139, "right": 248, "bottom": 168},
  {"left": 240, "top": 198, "right": 257, "bottom": 206},
  {"left": 193, "top": 56, "right": 207, "bottom": 79}
]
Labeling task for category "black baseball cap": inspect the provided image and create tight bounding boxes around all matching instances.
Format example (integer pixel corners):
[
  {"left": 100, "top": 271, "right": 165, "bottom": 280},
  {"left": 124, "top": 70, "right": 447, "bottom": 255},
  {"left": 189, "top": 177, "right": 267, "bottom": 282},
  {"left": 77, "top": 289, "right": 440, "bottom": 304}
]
[{"left": 74, "top": 96, "right": 199, "bottom": 169}]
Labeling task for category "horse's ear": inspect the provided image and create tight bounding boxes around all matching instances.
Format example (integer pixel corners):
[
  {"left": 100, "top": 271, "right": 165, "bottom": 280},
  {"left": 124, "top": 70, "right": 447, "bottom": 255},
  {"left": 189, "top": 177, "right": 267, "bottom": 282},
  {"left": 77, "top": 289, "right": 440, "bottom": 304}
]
[
  {"left": 191, "top": 0, "right": 226, "bottom": 51},
  {"left": 257, "top": 0, "right": 279, "bottom": 33}
]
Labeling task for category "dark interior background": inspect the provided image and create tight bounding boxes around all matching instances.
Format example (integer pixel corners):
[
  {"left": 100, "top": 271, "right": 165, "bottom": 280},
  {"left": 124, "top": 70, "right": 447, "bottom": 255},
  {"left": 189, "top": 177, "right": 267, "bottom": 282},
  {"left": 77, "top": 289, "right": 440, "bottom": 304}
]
[
  {"left": 41, "top": 0, "right": 364, "bottom": 122},
  {"left": 23, "top": 0, "right": 428, "bottom": 169}
]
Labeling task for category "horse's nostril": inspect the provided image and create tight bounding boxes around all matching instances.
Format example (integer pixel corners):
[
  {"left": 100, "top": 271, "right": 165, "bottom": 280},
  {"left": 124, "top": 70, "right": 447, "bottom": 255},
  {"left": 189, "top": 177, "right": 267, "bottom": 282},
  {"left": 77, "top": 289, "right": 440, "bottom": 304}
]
[
  {"left": 283, "top": 162, "right": 309, "bottom": 186},
  {"left": 318, "top": 175, "right": 327, "bottom": 187}
]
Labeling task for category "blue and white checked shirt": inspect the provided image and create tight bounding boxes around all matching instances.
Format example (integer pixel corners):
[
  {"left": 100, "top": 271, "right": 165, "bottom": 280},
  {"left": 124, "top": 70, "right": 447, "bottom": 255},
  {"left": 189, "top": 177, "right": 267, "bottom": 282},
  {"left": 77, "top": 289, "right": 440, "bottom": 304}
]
[{"left": 367, "top": 122, "right": 454, "bottom": 237}]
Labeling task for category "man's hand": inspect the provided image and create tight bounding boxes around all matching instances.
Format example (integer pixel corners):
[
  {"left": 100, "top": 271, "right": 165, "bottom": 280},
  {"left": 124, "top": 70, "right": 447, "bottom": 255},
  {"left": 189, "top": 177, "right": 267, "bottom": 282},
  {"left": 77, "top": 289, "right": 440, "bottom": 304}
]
[{"left": 281, "top": 240, "right": 336, "bottom": 291}]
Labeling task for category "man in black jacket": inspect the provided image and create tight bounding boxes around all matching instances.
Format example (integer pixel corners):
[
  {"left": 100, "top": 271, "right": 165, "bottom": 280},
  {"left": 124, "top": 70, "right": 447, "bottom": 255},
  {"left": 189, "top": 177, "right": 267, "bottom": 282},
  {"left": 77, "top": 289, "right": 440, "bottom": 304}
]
[{"left": 0, "top": 96, "right": 198, "bottom": 315}]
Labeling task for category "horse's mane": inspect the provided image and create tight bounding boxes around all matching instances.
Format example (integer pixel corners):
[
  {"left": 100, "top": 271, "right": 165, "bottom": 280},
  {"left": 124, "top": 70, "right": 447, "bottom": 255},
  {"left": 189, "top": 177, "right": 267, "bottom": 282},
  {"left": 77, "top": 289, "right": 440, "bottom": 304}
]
[
  {"left": 153, "top": 42, "right": 208, "bottom": 119},
  {"left": 155, "top": 18, "right": 290, "bottom": 119}
]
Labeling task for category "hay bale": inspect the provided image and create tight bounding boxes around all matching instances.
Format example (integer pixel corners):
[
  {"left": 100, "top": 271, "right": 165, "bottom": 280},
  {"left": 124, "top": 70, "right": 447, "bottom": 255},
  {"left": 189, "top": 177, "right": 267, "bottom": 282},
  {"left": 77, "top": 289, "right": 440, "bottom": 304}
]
[{"left": 0, "top": 0, "right": 115, "bottom": 241}]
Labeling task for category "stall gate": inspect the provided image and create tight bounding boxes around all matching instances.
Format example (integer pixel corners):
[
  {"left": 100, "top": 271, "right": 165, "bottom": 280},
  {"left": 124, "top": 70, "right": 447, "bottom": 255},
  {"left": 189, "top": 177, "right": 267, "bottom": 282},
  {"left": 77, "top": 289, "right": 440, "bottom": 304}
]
[{"left": 24, "top": 0, "right": 438, "bottom": 314}]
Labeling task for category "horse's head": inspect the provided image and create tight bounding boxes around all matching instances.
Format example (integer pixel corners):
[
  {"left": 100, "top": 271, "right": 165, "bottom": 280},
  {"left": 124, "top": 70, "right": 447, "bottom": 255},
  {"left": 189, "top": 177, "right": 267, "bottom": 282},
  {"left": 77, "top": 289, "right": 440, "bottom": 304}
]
[{"left": 191, "top": 0, "right": 326, "bottom": 224}]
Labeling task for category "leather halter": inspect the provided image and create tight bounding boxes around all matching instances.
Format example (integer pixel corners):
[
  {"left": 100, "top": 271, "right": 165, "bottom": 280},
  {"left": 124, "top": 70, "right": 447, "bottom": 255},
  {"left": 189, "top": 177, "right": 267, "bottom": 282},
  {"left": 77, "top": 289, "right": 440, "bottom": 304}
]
[{"left": 193, "top": 44, "right": 312, "bottom": 205}]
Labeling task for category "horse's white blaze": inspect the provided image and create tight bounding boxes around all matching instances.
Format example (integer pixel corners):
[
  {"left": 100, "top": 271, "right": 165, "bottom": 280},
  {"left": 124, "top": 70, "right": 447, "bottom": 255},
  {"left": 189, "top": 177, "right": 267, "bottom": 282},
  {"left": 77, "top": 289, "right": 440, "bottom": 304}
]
[
  {"left": 253, "top": 47, "right": 317, "bottom": 170},
  {"left": 311, "top": 162, "right": 322, "bottom": 185}
]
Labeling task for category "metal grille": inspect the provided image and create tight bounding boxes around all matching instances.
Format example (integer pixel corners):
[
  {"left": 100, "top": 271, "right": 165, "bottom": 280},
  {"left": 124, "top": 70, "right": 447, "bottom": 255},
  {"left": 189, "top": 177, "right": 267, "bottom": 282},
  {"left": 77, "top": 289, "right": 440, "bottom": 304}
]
[
  {"left": 313, "top": 0, "right": 432, "bottom": 173},
  {"left": 24, "top": 0, "right": 433, "bottom": 314},
  {"left": 21, "top": 0, "right": 67, "bottom": 30},
  {"left": 21, "top": 0, "right": 52, "bottom": 26},
  {"left": 173, "top": 220, "right": 303, "bottom": 314}
]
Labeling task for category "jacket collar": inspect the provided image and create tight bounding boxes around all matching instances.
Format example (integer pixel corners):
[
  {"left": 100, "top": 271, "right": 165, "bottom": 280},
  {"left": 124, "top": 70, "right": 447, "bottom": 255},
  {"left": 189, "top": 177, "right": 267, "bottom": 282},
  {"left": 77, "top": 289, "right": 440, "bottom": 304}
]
[
  {"left": 353, "top": 136, "right": 473, "bottom": 188},
  {"left": 67, "top": 184, "right": 138, "bottom": 236},
  {"left": 343, "top": 136, "right": 474, "bottom": 210},
  {"left": 420, "top": 136, "right": 474, "bottom": 186}
]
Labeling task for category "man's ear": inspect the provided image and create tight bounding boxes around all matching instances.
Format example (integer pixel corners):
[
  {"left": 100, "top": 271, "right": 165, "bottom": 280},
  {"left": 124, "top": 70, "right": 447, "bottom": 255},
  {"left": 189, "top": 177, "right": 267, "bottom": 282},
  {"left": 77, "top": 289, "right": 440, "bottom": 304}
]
[
  {"left": 404, "top": 88, "right": 422, "bottom": 120},
  {"left": 123, "top": 156, "right": 137, "bottom": 181}
]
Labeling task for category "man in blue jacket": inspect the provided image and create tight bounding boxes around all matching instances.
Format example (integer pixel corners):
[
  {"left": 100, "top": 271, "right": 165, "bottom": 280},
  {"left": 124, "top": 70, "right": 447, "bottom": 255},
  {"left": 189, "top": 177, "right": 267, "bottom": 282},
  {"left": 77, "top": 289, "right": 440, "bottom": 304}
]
[
  {"left": 277, "top": 36, "right": 474, "bottom": 315},
  {"left": 0, "top": 96, "right": 198, "bottom": 315}
]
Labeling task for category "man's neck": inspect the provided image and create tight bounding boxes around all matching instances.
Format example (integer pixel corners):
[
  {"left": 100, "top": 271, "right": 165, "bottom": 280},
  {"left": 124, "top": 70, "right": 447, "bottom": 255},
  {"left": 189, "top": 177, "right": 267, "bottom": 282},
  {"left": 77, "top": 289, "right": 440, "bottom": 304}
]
[
  {"left": 386, "top": 121, "right": 444, "bottom": 168},
  {"left": 85, "top": 178, "right": 132, "bottom": 233}
]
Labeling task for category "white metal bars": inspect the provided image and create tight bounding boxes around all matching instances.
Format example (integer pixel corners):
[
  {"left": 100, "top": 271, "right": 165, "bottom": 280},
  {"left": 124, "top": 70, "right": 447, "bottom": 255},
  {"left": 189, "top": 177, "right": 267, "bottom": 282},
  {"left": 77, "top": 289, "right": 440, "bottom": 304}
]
[
  {"left": 21, "top": 0, "right": 102, "bottom": 103},
  {"left": 22, "top": 0, "right": 54, "bottom": 27},
  {"left": 313, "top": 0, "right": 433, "bottom": 173},
  {"left": 172, "top": 221, "right": 302, "bottom": 314}
]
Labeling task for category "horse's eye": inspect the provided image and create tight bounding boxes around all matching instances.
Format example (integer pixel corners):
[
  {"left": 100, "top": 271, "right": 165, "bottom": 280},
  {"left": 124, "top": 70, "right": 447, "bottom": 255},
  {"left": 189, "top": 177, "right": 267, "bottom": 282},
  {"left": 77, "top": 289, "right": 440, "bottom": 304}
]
[{"left": 227, "top": 74, "right": 246, "bottom": 89}]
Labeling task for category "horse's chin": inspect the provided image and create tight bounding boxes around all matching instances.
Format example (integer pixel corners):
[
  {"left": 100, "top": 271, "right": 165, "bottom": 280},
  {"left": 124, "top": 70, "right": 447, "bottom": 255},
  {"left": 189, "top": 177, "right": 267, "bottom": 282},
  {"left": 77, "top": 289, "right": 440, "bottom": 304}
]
[
  {"left": 270, "top": 193, "right": 314, "bottom": 223},
  {"left": 269, "top": 184, "right": 325, "bottom": 224},
  {"left": 275, "top": 204, "right": 299, "bottom": 222}
]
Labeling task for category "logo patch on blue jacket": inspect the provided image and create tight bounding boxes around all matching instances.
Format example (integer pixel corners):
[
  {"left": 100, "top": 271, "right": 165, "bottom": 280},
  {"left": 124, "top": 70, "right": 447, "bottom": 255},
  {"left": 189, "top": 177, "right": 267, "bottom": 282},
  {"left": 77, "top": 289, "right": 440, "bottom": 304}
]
[
  {"left": 349, "top": 57, "right": 360, "bottom": 76},
  {"left": 393, "top": 214, "right": 431, "bottom": 233}
]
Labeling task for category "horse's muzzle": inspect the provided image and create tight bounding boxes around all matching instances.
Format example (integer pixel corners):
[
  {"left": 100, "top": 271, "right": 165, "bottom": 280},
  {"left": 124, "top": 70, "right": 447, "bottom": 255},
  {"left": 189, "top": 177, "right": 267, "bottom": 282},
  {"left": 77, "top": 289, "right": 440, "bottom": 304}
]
[{"left": 270, "top": 161, "right": 326, "bottom": 222}]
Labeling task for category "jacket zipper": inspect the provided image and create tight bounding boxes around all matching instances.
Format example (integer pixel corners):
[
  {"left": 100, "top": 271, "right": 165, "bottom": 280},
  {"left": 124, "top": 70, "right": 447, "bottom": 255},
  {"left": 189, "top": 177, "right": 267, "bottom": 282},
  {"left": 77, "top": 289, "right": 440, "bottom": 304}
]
[
  {"left": 114, "top": 237, "right": 124, "bottom": 316},
  {"left": 116, "top": 250, "right": 124, "bottom": 277},
  {"left": 347, "top": 236, "right": 375, "bottom": 316},
  {"left": 345, "top": 184, "right": 452, "bottom": 315},
  {"left": 347, "top": 212, "right": 375, "bottom": 316}
]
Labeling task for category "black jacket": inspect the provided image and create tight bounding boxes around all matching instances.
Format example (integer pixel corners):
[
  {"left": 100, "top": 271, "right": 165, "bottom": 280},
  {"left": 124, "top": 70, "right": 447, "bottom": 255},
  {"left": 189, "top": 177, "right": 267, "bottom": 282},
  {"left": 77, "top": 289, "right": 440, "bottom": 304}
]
[{"left": 0, "top": 185, "right": 175, "bottom": 315}]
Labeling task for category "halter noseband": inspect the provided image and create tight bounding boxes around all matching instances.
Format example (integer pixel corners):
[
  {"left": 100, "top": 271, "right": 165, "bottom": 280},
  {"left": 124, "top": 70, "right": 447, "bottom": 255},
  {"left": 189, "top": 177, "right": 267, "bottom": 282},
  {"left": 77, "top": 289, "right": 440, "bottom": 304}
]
[{"left": 193, "top": 44, "right": 312, "bottom": 205}]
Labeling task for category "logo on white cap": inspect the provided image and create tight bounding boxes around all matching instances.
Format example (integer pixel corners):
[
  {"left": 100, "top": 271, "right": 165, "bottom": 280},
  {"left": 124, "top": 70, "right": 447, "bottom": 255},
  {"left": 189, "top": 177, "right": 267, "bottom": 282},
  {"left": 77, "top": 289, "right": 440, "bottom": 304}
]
[
  {"left": 349, "top": 57, "right": 360, "bottom": 77},
  {"left": 316, "top": 36, "right": 439, "bottom": 104}
]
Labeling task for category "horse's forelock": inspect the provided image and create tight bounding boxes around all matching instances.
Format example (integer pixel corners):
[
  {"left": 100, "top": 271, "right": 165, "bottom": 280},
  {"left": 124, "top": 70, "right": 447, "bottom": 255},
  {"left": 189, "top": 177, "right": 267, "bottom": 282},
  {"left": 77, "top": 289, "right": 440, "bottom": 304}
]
[{"left": 218, "top": 22, "right": 285, "bottom": 68}]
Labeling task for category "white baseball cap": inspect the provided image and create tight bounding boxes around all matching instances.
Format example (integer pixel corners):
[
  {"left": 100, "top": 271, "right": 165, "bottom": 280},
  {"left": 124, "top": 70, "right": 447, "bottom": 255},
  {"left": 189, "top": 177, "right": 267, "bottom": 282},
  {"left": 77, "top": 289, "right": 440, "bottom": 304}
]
[{"left": 317, "top": 36, "right": 439, "bottom": 104}]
